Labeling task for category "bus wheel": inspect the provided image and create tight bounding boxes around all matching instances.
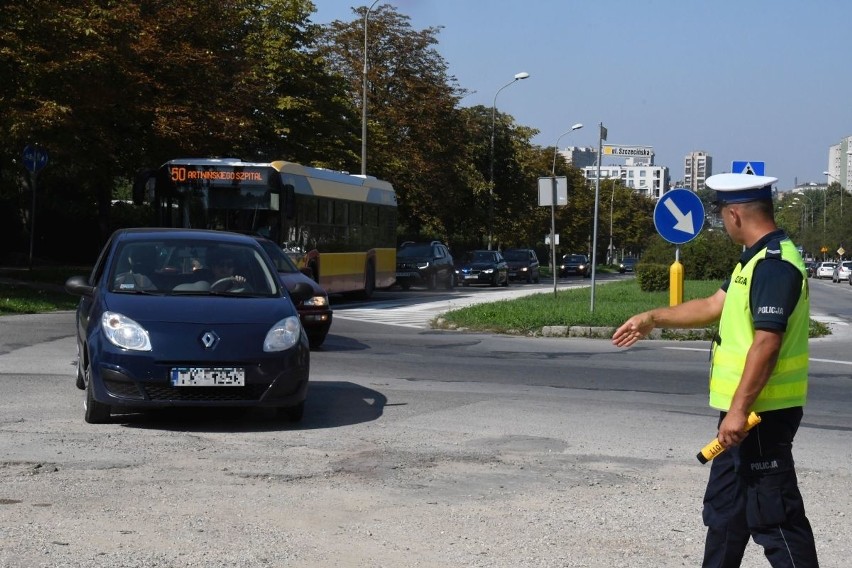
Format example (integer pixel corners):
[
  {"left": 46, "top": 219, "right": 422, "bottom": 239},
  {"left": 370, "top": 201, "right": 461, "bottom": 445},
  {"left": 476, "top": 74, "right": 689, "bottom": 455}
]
[{"left": 356, "top": 262, "right": 375, "bottom": 300}]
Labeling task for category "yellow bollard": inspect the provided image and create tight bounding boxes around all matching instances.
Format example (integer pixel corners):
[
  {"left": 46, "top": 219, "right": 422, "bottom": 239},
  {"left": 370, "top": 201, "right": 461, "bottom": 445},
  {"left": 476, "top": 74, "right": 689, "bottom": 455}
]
[{"left": 670, "top": 260, "right": 684, "bottom": 306}]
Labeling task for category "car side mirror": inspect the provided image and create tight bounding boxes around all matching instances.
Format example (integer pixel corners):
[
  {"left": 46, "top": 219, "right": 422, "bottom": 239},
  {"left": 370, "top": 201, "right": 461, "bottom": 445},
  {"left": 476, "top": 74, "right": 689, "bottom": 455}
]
[{"left": 65, "top": 275, "right": 94, "bottom": 298}]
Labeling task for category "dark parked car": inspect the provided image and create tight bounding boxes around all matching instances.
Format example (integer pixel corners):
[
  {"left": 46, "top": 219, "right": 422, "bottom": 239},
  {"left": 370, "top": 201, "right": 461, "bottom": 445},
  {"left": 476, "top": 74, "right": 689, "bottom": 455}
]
[
  {"left": 559, "top": 254, "right": 590, "bottom": 277},
  {"left": 455, "top": 250, "right": 509, "bottom": 287},
  {"left": 395, "top": 241, "right": 455, "bottom": 290},
  {"left": 619, "top": 257, "right": 638, "bottom": 273},
  {"left": 503, "top": 248, "right": 540, "bottom": 283},
  {"left": 254, "top": 236, "right": 332, "bottom": 348},
  {"left": 65, "top": 228, "right": 313, "bottom": 424}
]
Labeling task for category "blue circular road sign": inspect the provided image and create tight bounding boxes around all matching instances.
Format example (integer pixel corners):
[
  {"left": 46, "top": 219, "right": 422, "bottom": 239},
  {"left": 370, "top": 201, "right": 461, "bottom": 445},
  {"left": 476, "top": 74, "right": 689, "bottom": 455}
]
[
  {"left": 653, "top": 188, "right": 705, "bottom": 245},
  {"left": 23, "top": 145, "right": 49, "bottom": 173}
]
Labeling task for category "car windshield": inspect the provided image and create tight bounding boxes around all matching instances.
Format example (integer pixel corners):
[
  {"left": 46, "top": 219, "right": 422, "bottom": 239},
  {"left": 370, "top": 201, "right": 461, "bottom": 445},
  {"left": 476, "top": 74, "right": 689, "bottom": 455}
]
[
  {"left": 564, "top": 255, "right": 586, "bottom": 263},
  {"left": 257, "top": 239, "right": 300, "bottom": 274},
  {"left": 398, "top": 244, "right": 432, "bottom": 257},
  {"left": 622, "top": 258, "right": 636, "bottom": 264},
  {"left": 503, "top": 250, "right": 529, "bottom": 261},
  {"left": 465, "top": 250, "right": 497, "bottom": 262},
  {"left": 110, "top": 239, "right": 279, "bottom": 296}
]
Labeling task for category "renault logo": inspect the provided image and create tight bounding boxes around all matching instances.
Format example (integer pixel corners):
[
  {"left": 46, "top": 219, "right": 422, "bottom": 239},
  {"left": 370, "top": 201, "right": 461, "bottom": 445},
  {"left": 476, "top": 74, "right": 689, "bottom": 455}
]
[{"left": 200, "top": 331, "right": 219, "bottom": 349}]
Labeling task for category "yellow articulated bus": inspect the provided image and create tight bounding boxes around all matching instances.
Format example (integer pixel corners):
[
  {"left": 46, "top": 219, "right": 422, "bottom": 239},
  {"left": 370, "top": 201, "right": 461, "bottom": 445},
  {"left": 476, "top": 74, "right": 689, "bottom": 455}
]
[{"left": 137, "top": 158, "right": 397, "bottom": 298}]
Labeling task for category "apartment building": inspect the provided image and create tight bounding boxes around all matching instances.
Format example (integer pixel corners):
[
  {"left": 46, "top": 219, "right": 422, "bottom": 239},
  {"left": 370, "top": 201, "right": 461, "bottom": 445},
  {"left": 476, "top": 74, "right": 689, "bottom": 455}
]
[{"left": 684, "top": 151, "right": 712, "bottom": 191}]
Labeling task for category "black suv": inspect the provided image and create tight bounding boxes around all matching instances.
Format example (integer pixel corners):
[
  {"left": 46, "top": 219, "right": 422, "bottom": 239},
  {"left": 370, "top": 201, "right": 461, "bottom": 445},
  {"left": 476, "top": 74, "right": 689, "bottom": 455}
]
[
  {"left": 503, "top": 248, "right": 540, "bottom": 283},
  {"left": 395, "top": 241, "right": 455, "bottom": 290}
]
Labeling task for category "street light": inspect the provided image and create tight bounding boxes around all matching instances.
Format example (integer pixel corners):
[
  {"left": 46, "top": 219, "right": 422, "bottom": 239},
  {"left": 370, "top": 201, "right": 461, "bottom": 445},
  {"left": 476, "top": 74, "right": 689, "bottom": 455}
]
[
  {"left": 823, "top": 170, "right": 845, "bottom": 220},
  {"left": 488, "top": 71, "right": 530, "bottom": 249},
  {"left": 361, "top": 0, "right": 382, "bottom": 176},
  {"left": 792, "top": 193, "right": 814, "bottom": 228},
  {"left": 608, "top": 170, "right": 620, "bottom": 265},
  {"left": 548, "top": 123, "right": 583, "bottom": 294}
]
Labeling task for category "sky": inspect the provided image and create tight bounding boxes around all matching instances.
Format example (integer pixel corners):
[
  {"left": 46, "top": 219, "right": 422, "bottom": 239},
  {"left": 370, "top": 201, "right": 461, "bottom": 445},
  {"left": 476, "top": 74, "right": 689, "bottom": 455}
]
[{"left": 311, "top": 1, "right": 852, "bottom": 191}]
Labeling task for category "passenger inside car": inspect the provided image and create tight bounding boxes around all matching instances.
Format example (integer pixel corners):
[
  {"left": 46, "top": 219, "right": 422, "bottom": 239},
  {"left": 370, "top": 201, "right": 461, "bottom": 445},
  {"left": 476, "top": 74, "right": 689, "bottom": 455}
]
[{"left": 113, "top": 246, "right": 158, "bottom": 291}]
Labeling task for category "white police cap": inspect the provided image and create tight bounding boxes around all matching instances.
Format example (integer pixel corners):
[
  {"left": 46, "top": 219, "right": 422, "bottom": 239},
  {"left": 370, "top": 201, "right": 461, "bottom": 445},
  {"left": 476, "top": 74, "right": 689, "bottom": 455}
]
[{"left": 706, "top": 173, "right": 777, "bottom": 204}]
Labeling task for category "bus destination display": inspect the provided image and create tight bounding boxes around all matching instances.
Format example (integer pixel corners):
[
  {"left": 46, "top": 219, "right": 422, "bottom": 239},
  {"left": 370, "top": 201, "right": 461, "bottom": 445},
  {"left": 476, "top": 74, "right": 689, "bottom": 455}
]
[{"left": 170, "top": 166, "right": 270, "bottom": 186}]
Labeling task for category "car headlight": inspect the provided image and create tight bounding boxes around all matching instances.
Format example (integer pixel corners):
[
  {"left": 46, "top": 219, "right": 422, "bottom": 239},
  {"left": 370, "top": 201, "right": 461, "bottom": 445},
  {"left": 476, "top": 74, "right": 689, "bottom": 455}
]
[
  {"left": 520, "top": 267, "right": 528, "bottom": 272},
  {"left": 483, "top": 268, "right": 494, "bottom": 274},
  {"left": 417, "top": 261, "right": 431, "bottom": 269},
  {"left": 302, "top": 294, "right": 329, "bottom": 307},
  {"left": 264, "top": 316, "right": 302, "bottom": 352},
  {"left": 101, "top": 311, "right": 151, "bottom": 351}
]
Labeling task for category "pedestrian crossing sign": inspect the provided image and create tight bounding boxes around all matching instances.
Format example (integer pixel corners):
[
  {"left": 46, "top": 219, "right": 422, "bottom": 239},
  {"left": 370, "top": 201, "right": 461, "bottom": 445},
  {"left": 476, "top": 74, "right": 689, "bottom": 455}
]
[{"left": 731, "top": 161, "right": 765, "bottom": 176}]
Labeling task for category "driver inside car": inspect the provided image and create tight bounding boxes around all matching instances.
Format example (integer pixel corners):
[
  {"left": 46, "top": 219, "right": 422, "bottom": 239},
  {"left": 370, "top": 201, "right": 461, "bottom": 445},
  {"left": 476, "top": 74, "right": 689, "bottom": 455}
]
[{"left": 208, "top": 250, "right": 247, "bottom": 291}]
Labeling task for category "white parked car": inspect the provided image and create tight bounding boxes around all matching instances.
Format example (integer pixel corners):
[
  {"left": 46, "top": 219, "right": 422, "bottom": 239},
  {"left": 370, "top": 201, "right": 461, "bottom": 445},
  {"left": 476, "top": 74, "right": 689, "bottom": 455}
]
[
  {"left": 816, "top": 261, "right": 837, "bottom": 279},
  {"left": 832, "top": 261, "right": 852, "bottom": 282},
  {"left": 831, "top": 260, "right": 852, "bottom": 283}
]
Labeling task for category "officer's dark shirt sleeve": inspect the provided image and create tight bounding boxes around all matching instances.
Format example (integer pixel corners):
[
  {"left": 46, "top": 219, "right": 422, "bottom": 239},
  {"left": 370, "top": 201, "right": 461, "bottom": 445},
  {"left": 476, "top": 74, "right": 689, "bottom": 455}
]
[{"left": 750, "top": 258, "right": 803, "bottom": 332}]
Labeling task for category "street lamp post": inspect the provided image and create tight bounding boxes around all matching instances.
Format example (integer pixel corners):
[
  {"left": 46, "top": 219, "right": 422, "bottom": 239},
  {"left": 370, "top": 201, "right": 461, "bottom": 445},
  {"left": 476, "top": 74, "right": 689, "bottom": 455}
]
[
  {"left": 607, "top": 170, "right": 620, "bottom": 265},
  {"left": 361, "top": 0, "right": 382, "bottom": 176},
  {"left": 824, "top": 170, "right": 846, "bottom": 220},
  {"left": 549, "top": 123, "right": 583, "bottom": 294},
  {"left": 488, "top": 71, "right": 530, "bottom": 249}
]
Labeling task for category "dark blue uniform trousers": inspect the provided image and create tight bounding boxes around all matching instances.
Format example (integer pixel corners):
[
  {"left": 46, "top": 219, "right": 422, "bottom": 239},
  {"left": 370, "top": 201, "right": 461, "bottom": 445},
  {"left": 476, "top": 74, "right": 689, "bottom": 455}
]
[{"left": 701, "top": 407, "right": 819, "bottom": 567}]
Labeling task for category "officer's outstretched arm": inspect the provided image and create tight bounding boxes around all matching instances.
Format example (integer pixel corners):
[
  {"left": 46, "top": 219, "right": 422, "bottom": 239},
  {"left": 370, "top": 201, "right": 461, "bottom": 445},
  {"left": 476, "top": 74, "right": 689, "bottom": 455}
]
[{"left": 612, "top": 288, "right": 725, "bottom": 348}]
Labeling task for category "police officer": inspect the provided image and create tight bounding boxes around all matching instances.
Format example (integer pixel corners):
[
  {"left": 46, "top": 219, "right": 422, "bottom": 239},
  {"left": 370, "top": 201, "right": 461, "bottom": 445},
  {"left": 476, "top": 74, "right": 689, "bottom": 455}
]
[{"left": 612, "top": 173, "right": 819, "bottom": 567}]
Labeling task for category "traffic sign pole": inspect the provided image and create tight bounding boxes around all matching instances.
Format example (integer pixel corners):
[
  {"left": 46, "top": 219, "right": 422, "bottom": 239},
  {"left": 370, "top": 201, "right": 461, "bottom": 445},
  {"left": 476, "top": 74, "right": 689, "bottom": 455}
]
[
  {"left": 670, "top": 247, "right": 684, "bottom": 306},
  {"left": 653, "top": 189, "right": 705, "bottom": 307},
  {"left": 23, "top": 145, "right": 49, "bottom": 269}
]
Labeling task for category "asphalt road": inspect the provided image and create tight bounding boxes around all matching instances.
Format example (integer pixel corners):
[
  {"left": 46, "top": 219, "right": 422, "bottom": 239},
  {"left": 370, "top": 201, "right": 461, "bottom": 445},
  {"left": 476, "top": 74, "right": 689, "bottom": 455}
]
[{"left": 1, "top": 277, "right": 850, "bottom": 567}]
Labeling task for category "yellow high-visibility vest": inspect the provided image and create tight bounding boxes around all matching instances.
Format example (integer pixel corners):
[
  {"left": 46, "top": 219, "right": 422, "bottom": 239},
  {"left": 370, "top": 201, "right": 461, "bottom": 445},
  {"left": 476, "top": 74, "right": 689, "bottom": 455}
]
[{"left": 709, "top": 239, "right": 809, "bottom": 412}]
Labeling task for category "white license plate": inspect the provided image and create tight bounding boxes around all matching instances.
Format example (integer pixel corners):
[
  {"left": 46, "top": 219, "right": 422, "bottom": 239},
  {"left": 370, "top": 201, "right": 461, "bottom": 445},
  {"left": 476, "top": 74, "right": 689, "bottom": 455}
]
[
  {"left": 170, "top": 367, "right": 245, "bottom": 387},
  {"left": 465, "top": 274, "right": 478, "bottom": 280}
]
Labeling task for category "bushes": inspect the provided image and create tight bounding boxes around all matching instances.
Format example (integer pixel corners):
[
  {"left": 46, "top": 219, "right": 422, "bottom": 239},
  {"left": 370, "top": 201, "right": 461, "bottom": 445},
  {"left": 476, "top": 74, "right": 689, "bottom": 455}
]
[
  {"left": 641, "top": 229, "right": 740, "bottom": 281},
  {"left": 636, "top": 263, "right": 669, "bottom": 291}
]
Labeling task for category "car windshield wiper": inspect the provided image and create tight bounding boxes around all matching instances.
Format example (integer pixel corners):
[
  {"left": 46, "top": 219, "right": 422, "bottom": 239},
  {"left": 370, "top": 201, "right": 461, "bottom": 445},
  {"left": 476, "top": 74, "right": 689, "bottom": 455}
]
[{"left": 112, "top": 288, "right": 160, "bottom": 295}]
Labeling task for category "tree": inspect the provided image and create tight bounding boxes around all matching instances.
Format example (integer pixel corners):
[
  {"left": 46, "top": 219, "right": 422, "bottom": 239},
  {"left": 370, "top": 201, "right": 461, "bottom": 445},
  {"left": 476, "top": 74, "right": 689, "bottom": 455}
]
[
  {"left": 318, "top": 6, "right": 475, "bottom": 245},
  {"left": 0, "top": 0, "right": 347, "bottom": 259}
]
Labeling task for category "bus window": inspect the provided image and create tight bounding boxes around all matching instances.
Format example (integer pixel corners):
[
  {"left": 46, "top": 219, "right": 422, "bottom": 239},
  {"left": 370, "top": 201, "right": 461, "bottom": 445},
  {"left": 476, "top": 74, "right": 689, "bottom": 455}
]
[{"left": 144, "top": 159, "right": 397, "bottom": 297}]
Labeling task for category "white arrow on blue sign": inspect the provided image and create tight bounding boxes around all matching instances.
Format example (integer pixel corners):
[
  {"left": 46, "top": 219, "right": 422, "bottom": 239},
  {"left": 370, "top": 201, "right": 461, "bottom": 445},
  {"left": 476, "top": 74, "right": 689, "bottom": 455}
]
[
  {"left": 22, "top": 145, "right": 49, "bottom": 173},
  {"left": 653, "top": 188, "right": 705, "bottom": 245}
]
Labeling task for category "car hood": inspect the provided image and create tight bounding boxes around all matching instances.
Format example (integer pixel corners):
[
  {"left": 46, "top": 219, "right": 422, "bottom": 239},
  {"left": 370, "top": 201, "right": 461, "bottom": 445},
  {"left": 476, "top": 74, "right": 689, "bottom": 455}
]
[
  {"left": 277, "top": 271, "right": 325, "bottom": 297},
  {"left": 505, "top": 260, "right": 531, "bottom": 269},
  {"left": 458, "top": 262, "right": 496, "bottom": 270},
  {"left": 104, "top": 293, "right": 295, "bottom": 325},
  {"left": 397, "top": 256, "right": 432, "bottom": 264}
]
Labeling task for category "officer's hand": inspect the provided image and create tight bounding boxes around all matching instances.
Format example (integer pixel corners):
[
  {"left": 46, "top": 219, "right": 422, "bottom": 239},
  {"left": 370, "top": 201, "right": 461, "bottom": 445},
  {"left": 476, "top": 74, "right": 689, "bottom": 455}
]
[
  {"left": 717, "top": 410, "right": 749, "bottom": 448},
  {"left": 612, "top": 312, "right": 654, "bottom": 348}
]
